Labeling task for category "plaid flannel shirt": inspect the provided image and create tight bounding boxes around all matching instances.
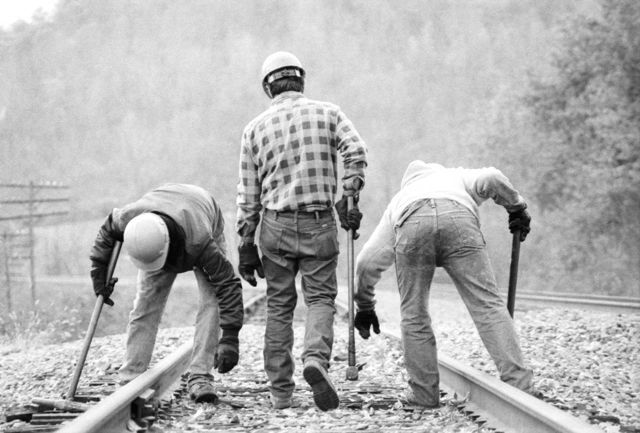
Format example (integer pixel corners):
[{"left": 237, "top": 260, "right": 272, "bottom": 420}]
[{"left": 236, "top": 91, "right": 367, "bottom": 242}]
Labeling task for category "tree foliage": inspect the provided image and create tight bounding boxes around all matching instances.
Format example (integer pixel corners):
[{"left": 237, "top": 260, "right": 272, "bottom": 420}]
[
  {"left": 483, "top": 0, "right": 639, "bottom": 294},
  {"left": 530, "top": 0, "right": 640, "bottom": 214},
  {"left": 1, "top": 0, "right": 636, "bottom": 295},
  {"left": 0, "top": 0, "right": 573, "bottom": 215}
]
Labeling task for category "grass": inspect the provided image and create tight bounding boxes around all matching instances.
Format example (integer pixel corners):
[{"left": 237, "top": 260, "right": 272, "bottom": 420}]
[
  {"left": 0, "top": 274, "right": 262, "bottom": 350},
  {"left": 0, "top": 302, "right": 83, "bottom": 353}
]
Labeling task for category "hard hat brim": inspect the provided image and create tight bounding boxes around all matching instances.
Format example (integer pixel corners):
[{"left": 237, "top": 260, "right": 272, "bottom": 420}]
[{"left": 129, "top": 246, "right": 168, "bottom": 272}]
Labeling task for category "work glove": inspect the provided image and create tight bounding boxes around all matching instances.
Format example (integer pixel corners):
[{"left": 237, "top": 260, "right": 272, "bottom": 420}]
[
  {"left": 92, "top": 276, "right": 118, "bottom": 307},
  {"left": 335, "top": 196, "right": 363, "bottom": 240},
  {"left": 354, "top": 309, "right": 380, "bottom": 339},
  {"left": 508, "top": 208, "right": 531, "bottom": 242},
  {"left": 238, "top": 242, "right": 264, "bottom": 287},
  {"left": 214, "top": 329, "right": 239, "bottom": 373}
]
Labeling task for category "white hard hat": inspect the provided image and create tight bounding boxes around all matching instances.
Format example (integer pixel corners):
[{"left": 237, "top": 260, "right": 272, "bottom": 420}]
[
  {"left": 261, "top": 51, "right": 305, "bottom": 96},
  {"left": 123, "top": 213, "right": 169, "bottom": 271}
]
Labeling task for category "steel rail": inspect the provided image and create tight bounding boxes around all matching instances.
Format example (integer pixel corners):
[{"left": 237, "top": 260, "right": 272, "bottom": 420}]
[
  {"left": 518, "top": 290, "right": 639, "bottom": 303},
  {"left": 433, "top": 351, "right": 602, "bottom": 433},
  {"left": 423, "top": 283, "right": 639, "bottom": 313},
  {"left": 57, "top": 293, "right": 267, "bottom": 433},
  {"left": 334, "top": 299, "right": 604, "bottom": 433},
  {"left": 340, "top": 283, "right": 639, "bottom": 313},
  {"left": 514, "top": 291, "right": 640, "bottom": 313}
]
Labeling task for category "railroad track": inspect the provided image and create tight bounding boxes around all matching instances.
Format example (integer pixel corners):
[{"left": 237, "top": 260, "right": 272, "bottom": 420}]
[
  {"left": 512, "top": 290, "right": 640, "bottom": 313},
  {"left": 2, "top": 292, "right": 607, "bottom": 433},
  {"left": 337, "top": 298, "right": 603, "bottom": 433},
  {"left": 379, "top": 323, "right": 602, "bottom": 433},
  {"left": 405, "top": 282, "right": 640, "bottom": 314}
]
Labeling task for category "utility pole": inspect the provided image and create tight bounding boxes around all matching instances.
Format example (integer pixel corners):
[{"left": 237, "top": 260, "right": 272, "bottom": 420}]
[
  {"left": 28, "top": 181, "right": 36, "bottom": 307},
  {"left": 0, "top": 181, "right": 69, "bottom": 308},
  {"left": 2, "top": 231, "right": 12, "bottom": 312}
]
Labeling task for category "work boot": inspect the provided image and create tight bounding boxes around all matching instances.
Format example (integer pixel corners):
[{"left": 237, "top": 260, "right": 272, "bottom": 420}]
[
  {"left": 187, "top": 373, "right": 218, "bottom": 404},
  {"left": 270, "top": 394, "right": 296, "bottom": 410},
  {"left": 116, "top": 373, "right": 135, "bottom": 388},
  {"left": 401, "top": 388, "right": 439, "bottom": 408},
  {"left": 115, "top": 378, "right": 131, "bottom": 389},
  {"left": 302, "top": 359, "right": 339, "bottom": 411},
  {"left": 527, "top": 387, "right": 552, "bottom": 402}
]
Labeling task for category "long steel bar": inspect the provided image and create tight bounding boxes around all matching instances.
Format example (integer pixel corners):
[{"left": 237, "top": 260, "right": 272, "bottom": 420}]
[
  {"left": 67, "top": 241, "right": 122, "bottom": 399},
  {"left": 507, "top": 231, "right": 521, "bottom": 317},
  {"left": 345, "top": 195, "right": 358, "bottom": 380}
]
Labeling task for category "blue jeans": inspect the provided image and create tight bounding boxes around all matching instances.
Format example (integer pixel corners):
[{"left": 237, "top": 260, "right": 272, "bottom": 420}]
[
  {"left": 118, "top": 237, "right": 227, "bottom": 381},
  {"left": 259, "top": 209, "right": 339, "bottom": 399},
  {"left": 395, "top": 199, "right": 533, "bottom": 405}
]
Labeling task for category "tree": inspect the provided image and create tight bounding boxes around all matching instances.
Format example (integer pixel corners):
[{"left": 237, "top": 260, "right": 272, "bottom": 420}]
[{"left": 484, "top": 0, "right": 640, "bottom": 294}]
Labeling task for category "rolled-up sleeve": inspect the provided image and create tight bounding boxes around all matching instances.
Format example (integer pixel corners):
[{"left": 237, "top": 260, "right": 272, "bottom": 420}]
[
  {"left": 335, "top": 110, "right": 367, "bottom": 195},
  {"left": 354, "top": 207, "right": 395, "bottom": 311}
]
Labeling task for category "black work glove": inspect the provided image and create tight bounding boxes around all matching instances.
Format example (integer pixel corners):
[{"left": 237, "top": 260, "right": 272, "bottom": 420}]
[
  {"left": 92, "top": 275, "right": 118, "bottom": 307},
  {"left": 238, "top": 242, "right": 264, "bottom": 287},
  {"left": 214, "top": 329, "right": 239, "bottom": 373},
  {"left": 354, "top": 309, "right": 380, "bottom": 339},
  {"left": 335, "top": 196, "right": 363, "bottom": 240},
  {"left": 508, "top": 208, "right": 531, "bottom": 242}
]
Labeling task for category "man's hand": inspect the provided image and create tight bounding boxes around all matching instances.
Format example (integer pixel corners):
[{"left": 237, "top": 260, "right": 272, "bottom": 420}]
[
  {"left": 214, "top": 330, "right": 239, "bottom": 373},
  {"left": 508, "top": 208, "right": 531, "bottom": 242},
  {"left": 354, "top": 309, "right": 380, "bottom": 339},
  {"left": 93, "top": 276, "right": 118, "bottom": 306},
  {"left": 335, "top": 196, "right": 363, "bottom": 239},
  {"left": 238, "top": 242, "right": 264, "bottom": 286}
]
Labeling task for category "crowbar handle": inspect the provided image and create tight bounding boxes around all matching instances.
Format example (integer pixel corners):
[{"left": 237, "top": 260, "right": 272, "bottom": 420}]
[
  {"left": 506, "top": 231, "right": 521, "bottom": 318},
  {"left": 67, "top": 240, "right": 122, "bottom": 399},
  {"left": 346, "top": 196, "right": 358, "bottom": 380}
]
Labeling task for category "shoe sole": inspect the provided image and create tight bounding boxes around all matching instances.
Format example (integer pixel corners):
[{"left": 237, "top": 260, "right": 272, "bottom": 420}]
[
  {"left": 402, "top": 400, "right": 440, "bottom": 409},
  {"left": 272, "top": 400, "right": 293, "bottom": 409},
  {"left": 189, "top": 383, "right": 219, "bottom": 404},
  {"left": 303, "top": 364, "right": 339, "bottom": 411},
  {"left": 192, "top": 392, "right": 218, "bottom": 404}
]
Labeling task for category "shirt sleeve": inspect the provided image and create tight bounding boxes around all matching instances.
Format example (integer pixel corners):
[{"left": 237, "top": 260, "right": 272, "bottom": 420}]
[
  {"left": 354, "top": 206, "right": 395, "bottom": 311},
  {"left": 335, "top": 109, "right": 367, "bottom": 195},
  {"left": 236, "top": 126, "right": 263, "bottom": 243},
  {"left": 463, "top": 167, "right": 527, "bottom": 212},
  {"left": 89, "top": 211, "right": 125, "bottom": 292},
  {"left": 198, "top": 241, "right": 245, "bottom": 331}
]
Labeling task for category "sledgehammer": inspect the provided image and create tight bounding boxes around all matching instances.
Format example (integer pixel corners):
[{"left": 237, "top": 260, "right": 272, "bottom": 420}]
[{"left": 346, "top": 196, "right": 359, "bottom": 381}]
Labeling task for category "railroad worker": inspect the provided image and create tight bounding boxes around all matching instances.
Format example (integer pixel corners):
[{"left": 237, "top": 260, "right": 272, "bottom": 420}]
[
  {"left": 353, "top": 160, "right": 533, "bottom": 407},
  {"left": 89, "top": 183, "right": 244, "bottom": 404},
  {"left": 236, "top": 51, "right": 367, "bottom": 411}
]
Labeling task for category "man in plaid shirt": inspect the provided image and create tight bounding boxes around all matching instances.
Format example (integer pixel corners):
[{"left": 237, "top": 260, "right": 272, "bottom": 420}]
[{"left": 236, "top": 51, "right": 367, "bottom": 411}]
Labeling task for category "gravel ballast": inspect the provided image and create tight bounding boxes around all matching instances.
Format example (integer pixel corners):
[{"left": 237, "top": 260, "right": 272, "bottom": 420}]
[{"left": 0, "top": 288, "right": 638, "bottom": 432}]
